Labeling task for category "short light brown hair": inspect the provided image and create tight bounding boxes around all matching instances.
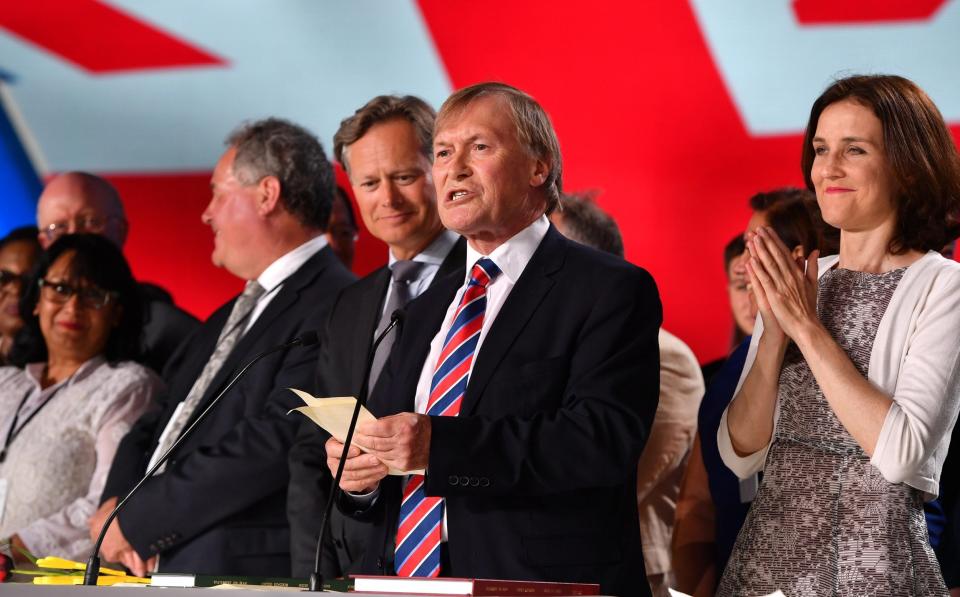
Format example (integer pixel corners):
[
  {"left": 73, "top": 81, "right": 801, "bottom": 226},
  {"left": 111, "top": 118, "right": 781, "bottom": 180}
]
[
  {"left": 801, "top": 74, "right": 960, "bottom": 254},
  {"left": 436, "top": 82, "right": 563, "bottom": 214},
  {"left": 333, "top": 95, "right": 436, "bottom": 173}
]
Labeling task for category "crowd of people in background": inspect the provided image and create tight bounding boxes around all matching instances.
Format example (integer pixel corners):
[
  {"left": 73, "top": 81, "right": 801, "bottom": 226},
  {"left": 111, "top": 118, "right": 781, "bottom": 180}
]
[{"left": 0, "top": 73, "right": 958, "bottom": 596}]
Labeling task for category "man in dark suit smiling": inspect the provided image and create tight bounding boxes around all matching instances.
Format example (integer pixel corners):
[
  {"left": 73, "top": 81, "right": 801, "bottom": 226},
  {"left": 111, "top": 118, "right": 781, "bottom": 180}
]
[
  {"left": 325, "top": 83, "right": 662, "bottom": 597},
  {"left": 287, "top": 95, "right": 464, "bottom": 578},
  {"left": 91, "top": 118, "right": 355, "bottom": 577}
]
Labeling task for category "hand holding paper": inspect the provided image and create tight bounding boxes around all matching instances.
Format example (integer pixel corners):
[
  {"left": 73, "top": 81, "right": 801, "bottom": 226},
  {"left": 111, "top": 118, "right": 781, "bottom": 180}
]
[
  {"left": 354, "top": 412, "right": 432, "bottom": 474},
  {"left": 287, "top": 389, "right": 424, "bottom": 475}
]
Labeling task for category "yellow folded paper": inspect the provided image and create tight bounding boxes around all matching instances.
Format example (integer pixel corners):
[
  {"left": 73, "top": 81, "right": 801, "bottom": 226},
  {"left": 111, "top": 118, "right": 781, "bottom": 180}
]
[
  {"left": 33, "top": 575, "right": 150, "bottom": 586},
  {"left": 35, "top": 556, "right": 124, "bottom": 576}
]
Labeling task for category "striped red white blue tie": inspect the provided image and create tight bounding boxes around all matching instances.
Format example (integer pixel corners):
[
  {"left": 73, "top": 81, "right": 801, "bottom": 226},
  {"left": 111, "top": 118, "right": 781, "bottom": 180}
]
[{"left": 394, "top": 258, "right": 501, "bottom": 577}]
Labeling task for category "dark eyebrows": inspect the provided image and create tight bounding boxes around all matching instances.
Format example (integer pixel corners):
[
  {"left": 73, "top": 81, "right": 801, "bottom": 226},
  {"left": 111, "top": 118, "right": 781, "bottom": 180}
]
[{"left": 812, "top": 135, "right": 878, "bottom": 145}]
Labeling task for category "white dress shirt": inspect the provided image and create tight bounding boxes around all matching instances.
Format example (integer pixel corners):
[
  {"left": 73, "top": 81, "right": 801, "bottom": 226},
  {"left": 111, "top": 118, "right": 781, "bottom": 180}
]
[
  {"left": 413, "top": 216, "right": 548, "bottom": 414},
  {"left": 243, "top": 234, "right": 328, "bottom": 333},
  {"left": 411, "top": 215, "right": 549, "bottom": 540}
]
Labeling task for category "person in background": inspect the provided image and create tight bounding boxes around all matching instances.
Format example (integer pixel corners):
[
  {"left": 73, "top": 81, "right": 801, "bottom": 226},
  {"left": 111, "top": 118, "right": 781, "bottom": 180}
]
[
  {"left": 0, "top": 227, "right": 41, "bottom": 365},
  {"left": 699, "top": 234, "right": 755, "bottom": 384},
  {"left": 719, "top": 74, "right": 960, "bottom": 595},
  {"left": 326, "top": 186, "right": 359, "bottom": 269},
  {"left": 0, "top": 234, "right": 160, "bottom": 563},
  {"left": 672, "top": 187, "right": 826, "bottom": 596},
  {"left": 550, "top": 192, "right": 704, "bottom": 596},
  {"left": 35, "top": 173, "right": 199, "bottom": 374},
  {"left": 91, "top": 118, "right": 355, "bottom": 577},
  {"left": 287, "top": 94, "right": 465, "bottom": 579}
]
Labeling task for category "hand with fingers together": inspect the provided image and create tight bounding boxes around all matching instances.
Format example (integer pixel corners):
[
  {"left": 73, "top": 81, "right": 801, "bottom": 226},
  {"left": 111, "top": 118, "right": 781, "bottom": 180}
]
[
  {"left": 744, "top": 226, "right": 821, "bottom": 343},
  {"left": 354, "top": 413, "right": 431, "bottom": 475},
  {"left": 325, "top": 436, "right": 389, "bottom": 494}
]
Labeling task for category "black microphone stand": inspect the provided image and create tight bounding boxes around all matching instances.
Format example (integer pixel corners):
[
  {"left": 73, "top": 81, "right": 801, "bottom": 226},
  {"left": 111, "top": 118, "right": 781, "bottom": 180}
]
[
  {"left": 308, "top": 309, "right": 404, "bottom": 592},
  {"left": 84, "top": 332, "right": 319, "bottom": 586}
]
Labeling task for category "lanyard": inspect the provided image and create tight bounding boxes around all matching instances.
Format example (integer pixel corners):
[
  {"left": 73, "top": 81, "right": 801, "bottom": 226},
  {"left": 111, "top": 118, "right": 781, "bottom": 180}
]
[{"left": 0, "top": 383, "right": 67, "bottom": 463}]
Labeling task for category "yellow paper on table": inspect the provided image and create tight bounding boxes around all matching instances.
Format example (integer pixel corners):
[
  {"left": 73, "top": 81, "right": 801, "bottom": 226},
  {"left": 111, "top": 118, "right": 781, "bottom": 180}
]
[
  {"left": 287, "top": 389, "right": 423, "bottom": 475},
  {"left": 35, "top": 556, "right": 124, "bottom": 575},
  {"left": 33, "top": 575, "right": 150, "bottom": 586}
]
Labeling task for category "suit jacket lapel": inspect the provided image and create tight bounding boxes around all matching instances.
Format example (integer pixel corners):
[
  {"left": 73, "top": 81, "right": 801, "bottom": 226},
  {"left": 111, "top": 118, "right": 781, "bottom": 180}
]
[
  {"left": 380, "top": 269, "right": 462, "bottom": 414},
  {"left": 460, "top": 227, "right": 566, "bottom": 417},
  {"left": 434, "top": 236, "right": 467, "bottom": 282},
  {"left": 193, "top": 247, "right": 333, "bottom": 413}
]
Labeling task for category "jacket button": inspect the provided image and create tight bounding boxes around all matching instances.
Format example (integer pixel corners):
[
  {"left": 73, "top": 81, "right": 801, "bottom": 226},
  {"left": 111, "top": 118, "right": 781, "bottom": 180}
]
[
  {"left": 470, "top": 477, "right": 480, "bottom": 487},
  {"left": 448, "top": 475, "right": 459, "bottom": 485},
  {"left": 377, "top": 557, "right": 384, "bottom": 570},
  {"left": 459, "top": 476, "right": 470, "bottom": 486},
  {"left": 480, "top": 477, "right": 490, "bottom": 487}
]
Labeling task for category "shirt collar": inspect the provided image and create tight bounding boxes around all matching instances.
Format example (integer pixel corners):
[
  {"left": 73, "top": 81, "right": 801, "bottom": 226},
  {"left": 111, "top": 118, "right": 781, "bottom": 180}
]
[
  {"left": 24, "top": 354, "right": 106, "bottom": 390},
  {"left": 464, "top": 215, "right": 550, "bottom": 285},
  {"left": 256, "top": 235, "right": 328, "bottom": 294},
  {"left": 388, "top": 230, "right": 460, "bottom": 268}
]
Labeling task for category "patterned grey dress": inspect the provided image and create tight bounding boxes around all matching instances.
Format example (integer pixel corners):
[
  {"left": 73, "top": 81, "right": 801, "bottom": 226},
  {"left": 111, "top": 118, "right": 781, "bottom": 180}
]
[{"left": 717, "top": 267, "right": 947, "bottom": 596}]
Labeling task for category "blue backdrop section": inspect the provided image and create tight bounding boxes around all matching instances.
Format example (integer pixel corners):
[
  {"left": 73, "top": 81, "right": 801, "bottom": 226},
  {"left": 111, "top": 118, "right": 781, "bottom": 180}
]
[{"left": 0, "top": 95, "right": 41, "bottom": 238}]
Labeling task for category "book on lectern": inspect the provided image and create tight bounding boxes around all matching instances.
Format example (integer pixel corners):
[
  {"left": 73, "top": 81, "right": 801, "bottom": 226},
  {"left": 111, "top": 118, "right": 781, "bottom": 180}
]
[{"left": 352, "top": 575, "right": 601, "bottom": 595}]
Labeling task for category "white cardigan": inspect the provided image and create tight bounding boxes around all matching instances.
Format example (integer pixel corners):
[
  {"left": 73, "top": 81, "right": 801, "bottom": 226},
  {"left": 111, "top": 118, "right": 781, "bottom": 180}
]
[{"left": 718, "top": 251, "right": 960, "bottom": 499}]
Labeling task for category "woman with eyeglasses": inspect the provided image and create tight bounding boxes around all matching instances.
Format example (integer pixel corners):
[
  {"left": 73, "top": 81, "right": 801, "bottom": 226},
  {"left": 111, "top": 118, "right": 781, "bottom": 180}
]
[
  {"left": 0, "top": 227, "right": 41, "bottom": 366},
  {"left": 0, "top": 234, "right": 160, "bottom": 565}
]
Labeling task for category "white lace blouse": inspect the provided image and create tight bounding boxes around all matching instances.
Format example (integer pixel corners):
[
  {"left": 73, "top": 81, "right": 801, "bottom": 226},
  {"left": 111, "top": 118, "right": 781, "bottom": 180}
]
[{"left": 0, "top": 357, "right": 161, "bottom": 560}]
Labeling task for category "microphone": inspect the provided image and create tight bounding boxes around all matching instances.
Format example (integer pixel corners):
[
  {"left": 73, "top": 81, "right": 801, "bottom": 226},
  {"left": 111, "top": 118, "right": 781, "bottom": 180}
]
[
  {"left": 308, "top": 308, "right": 405, "bottom": 592},
  {"left": 84, "top": 331, "right": 320, "bottom": 586}
]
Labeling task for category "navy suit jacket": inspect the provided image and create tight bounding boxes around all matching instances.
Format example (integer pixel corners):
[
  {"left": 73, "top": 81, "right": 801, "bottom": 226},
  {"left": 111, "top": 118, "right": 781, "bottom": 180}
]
[
  {"left": 287, "top": 237, "right": 466, "bottom": 577},
  {"left": 101, "top": 246, "right": 355, "bottom": 575},
  {"left": 349, "top": 227, "right": 661, "bottom": 597}
]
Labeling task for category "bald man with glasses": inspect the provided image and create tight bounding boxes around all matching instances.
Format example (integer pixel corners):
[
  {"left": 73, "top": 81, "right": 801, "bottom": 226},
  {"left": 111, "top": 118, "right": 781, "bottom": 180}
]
[{"left": 36, "top": 172, "right": 199, "bottom": 373}]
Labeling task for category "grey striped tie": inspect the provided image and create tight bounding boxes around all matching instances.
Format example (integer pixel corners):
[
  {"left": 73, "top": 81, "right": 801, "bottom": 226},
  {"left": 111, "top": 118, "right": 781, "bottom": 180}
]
[
  {"left": 367, "top": 261, "right": 426, "bottom": 391},
  {"left": 151, "top": 280, "right": 265, "bottom": 473}
]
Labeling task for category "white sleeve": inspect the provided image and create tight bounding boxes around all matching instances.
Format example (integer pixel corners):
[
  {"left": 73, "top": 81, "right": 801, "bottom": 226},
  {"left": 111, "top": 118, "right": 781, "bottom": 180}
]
[{"left": 870, "top": 268, "right": 960, "bottom": 487}]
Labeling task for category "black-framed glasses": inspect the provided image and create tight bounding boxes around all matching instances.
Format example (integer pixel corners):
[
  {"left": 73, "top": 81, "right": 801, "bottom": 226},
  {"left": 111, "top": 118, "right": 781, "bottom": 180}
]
[
  {"left": 38, "top": 279, "right": 118, "bottom": 310},
  {"left": 41, "top": 215, "right": 122, "bottom": 242},
  {"left": 0, "top": 269, "right": 28, "bottom": 292}
]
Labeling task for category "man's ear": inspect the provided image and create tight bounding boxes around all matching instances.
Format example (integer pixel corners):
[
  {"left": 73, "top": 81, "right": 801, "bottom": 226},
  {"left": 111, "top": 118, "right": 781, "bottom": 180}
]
[
  {"left": 529, "top": 156, "right": 550, "bottom": 188},
  {"left": 257, "top": 176, "right": 282, "bottom": 215}
]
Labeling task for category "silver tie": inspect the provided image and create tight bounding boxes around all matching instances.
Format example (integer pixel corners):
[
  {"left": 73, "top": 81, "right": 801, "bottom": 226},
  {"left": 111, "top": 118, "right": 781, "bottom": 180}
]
[
  {"left": 367, "top": 261, "right": 426, "bottom": 392},
  {"left": 150, "top": 280, "right": 266, "bottom": 473}
]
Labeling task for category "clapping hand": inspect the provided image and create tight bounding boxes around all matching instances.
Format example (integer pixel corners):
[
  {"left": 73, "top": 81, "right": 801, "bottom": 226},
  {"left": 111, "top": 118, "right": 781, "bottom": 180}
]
[{"left": 744, "top": 226, "right": 820, "bottom": 344}]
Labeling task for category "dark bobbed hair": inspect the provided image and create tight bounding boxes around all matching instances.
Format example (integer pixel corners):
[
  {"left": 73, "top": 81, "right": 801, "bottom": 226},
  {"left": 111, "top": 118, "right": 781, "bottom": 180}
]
[
  {"left": 226, "top": 117, "right": 334, "bottom": 232},
  {"left": 800, "top": 74, "right": 960, "bottom": 254},
  {"left": 0, "top": 225, "right": 41, "bottom": 252},
  {"left": 333, "top": 95, "right": 436, "bottom": 173},
  {"left": 9, "top": 234, "right": 143, "bottom": 366},
  {"left": 724, "top": 234, "right": 746, "bottom": 274},
  {"left": 750, "top": 187, "right": 823, "bottom": 256}
]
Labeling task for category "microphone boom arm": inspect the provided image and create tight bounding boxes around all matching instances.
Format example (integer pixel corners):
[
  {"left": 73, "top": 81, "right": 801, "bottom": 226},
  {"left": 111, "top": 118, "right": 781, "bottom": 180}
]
[{"left": 84, "top": 333, "right": 316, "bottom": 586}]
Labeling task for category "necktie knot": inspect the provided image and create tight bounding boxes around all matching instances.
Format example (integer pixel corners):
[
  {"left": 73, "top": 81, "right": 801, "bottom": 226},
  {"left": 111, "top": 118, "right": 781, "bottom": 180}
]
[
  {"left": 391, "top": 260, "right": 426, "bottom": 285},
  {"left": 469, "top": 258, "right": 501, "bottom": 288},
  {"left": 242, "top": 280, "right": 266, "bottom": 301}
]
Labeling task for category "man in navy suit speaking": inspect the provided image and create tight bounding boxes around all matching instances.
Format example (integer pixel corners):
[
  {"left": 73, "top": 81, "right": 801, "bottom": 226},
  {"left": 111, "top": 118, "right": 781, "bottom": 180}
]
[{"left": 326, "top": 83, "right": 662, "bottom": 597}]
